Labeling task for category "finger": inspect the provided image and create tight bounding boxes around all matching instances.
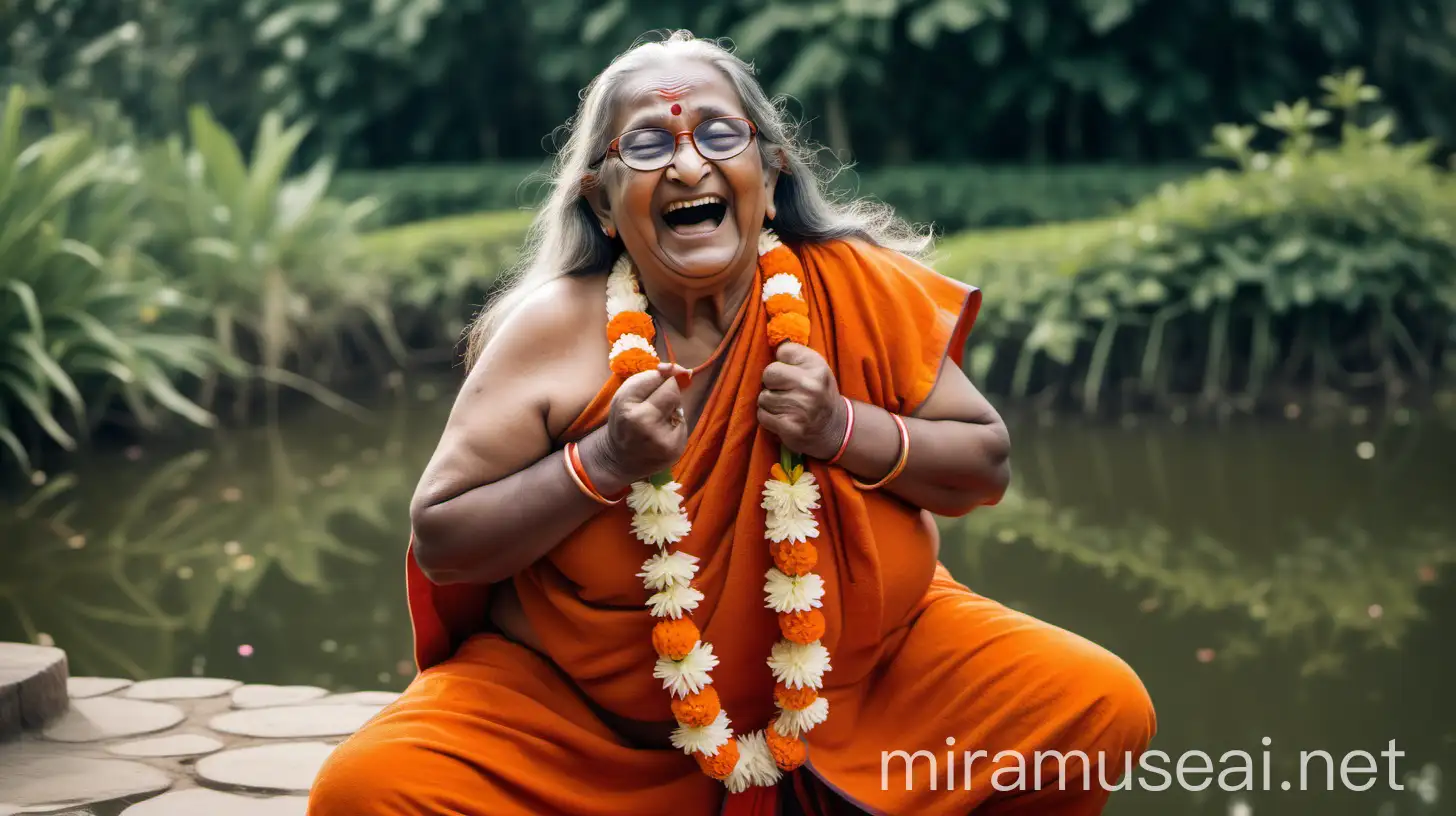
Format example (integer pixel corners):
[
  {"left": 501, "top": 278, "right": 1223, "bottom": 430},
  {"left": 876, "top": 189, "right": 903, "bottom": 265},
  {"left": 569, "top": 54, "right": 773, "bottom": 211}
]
[
  {"left": 640, "top": 372, "right": 683, "bottom": 419},
  {"left": 762, "top": 361, "right": 806, "bottom": 392},
  {"left": 616, "top": 368, "right": 670, "bottom": 405},
  {"left": 757, "top": 389, "right": 799, "bottom": 415},
  {"left": 775, "top": 342, "right": 816, "bottom": 366}
]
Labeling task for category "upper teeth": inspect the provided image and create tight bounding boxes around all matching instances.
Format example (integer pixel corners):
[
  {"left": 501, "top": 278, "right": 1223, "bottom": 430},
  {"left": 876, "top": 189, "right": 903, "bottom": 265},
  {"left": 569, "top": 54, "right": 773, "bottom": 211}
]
[{"left": 664, "top": 196, "right": 725, "bottom": 213}]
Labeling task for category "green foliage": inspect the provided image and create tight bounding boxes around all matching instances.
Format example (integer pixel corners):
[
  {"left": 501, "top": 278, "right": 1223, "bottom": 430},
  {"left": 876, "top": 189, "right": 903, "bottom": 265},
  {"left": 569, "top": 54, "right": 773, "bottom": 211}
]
[
  {"left": 7, "top": 0, "right": 1456, "bottom": 168},
  {"left": 140, "top": 105, "right": 386, "bottom": 415},
  {"left": 331, "top": 163, "right": 551, "bottom": 227},
  {"left": 358, "top": 211, "right": 535, "bottom": 350},
  {"left": 948, "top": 70, "right": 1456, "bottom": 412},
  {"left": 0, "top": 86, "right": 237, "bottom": 474},
  {"left": 335, "top": 162, "right": 1196, "bottom": 231}
]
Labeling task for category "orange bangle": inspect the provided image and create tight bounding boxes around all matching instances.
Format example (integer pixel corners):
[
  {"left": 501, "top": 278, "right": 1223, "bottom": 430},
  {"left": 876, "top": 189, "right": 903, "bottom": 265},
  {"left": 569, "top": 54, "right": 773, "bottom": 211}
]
[
  {"left": 564, "top": 442, "right": 624, "bottom": 505},
  {"left": 826, "top": 396, "right": 854, "bottom": 466},
  {"left": 852, "top": 413, "right": 909, "bottom": 490}
]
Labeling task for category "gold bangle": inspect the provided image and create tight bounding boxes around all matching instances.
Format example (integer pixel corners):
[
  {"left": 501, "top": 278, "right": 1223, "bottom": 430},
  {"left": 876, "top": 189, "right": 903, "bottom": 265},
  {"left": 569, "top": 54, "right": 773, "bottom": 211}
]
[{"left": 852, "top": 413, "right": 909, "bottom": 490}]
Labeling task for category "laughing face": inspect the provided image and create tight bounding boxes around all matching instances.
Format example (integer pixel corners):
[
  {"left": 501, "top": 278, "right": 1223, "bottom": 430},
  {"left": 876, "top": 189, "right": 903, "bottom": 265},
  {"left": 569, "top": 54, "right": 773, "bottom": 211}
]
[{"left": 587, "top": 55, "right": 779, "bottom": 299}]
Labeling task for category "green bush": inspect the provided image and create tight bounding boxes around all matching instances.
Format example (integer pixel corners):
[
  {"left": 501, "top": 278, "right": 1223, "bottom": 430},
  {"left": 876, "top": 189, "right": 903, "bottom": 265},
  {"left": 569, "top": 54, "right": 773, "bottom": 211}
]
[
  {"left": 358, "top": 210, "right": 535, "bottom": 352},
  {"left": 0, "top": 86, "right": 238, "bottom": 475},
  {"left": 948, "top": 70, "right": 1456, "bottom": 413},
  {"left": 331, "top": 163, "right": 551, "bottom": 227},
  {"left": 140, "top": 105, "right": 392, "bottom": 416},
  {"left": 333, "top": 162, "right": 1199, "bottom": 231}
]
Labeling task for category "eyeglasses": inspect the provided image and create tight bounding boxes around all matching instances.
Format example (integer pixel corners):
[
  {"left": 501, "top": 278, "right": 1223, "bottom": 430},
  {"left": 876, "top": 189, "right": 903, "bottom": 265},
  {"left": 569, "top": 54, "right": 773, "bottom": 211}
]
[{"left": 599, "top": 116, "right": 758, "bottom": 172}]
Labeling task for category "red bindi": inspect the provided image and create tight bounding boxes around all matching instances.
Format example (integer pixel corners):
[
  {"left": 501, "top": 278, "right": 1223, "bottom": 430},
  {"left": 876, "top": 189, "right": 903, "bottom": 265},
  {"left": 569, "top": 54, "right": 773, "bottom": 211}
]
[{"left": 670, "top": 103, "right": 682, "bottom": 116}]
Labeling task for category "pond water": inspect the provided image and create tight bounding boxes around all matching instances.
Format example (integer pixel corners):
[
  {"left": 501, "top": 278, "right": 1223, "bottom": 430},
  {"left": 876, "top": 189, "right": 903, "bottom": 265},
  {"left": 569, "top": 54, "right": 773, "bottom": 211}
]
[{"left": 2, "top": 371, "right": 1453, "bottom": 815}]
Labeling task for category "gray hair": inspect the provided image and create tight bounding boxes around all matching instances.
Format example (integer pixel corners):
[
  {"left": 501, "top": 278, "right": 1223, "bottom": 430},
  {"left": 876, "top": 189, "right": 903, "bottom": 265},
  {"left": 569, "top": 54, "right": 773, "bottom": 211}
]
[{"left": 463, "top": 29, "right": 932, "bottom": 369}]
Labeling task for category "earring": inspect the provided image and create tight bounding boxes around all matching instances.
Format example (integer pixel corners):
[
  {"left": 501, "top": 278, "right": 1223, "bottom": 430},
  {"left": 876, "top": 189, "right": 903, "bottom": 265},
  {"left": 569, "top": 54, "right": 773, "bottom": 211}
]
[{"left": 603, "top": 225, "right": 616, "bottom": 239}]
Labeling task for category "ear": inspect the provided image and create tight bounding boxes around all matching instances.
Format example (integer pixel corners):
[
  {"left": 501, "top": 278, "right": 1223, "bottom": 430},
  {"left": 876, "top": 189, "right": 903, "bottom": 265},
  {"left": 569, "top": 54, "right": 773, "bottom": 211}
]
[
  {"left": 580, "top": 172, "right": 616, "bottom": 237},
  {"left": 762, "top": 150, "right": 786, "bottom": 220}
]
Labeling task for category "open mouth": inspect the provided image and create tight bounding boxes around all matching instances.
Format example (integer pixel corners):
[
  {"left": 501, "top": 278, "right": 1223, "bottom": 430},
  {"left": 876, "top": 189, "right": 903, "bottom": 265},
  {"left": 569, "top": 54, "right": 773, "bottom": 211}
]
[{"left": 661, "top": 195, "right": 729, "bottom": 236}]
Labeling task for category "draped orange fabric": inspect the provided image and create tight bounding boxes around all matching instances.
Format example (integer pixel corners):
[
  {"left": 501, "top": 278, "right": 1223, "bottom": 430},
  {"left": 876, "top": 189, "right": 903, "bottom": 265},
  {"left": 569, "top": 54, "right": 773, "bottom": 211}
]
[{"left": 308, "top": 238, "right": 1156, "bottom": 816}]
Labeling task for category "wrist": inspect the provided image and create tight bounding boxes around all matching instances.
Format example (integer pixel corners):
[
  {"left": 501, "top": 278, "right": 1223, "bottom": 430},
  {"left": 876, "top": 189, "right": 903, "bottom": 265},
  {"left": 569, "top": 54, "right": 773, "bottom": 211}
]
[
  {"left": 577, "top": 430, "right": 635, "bottom": 497},
  {"left": 817, "top": 395, "right": 854, "bottom": 462}
]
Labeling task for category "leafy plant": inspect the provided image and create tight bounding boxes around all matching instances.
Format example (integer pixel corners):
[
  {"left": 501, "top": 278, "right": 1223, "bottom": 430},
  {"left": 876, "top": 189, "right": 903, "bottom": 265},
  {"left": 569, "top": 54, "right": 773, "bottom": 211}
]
[
  {"left": 140, "top": 105, "right": 385, "bottom": 417},
  {"left": 957, "top": 70, "right": 1456, "bottom": 413},
  {"left": 0, "top": 85, "right": 236, "bottom": 477}
]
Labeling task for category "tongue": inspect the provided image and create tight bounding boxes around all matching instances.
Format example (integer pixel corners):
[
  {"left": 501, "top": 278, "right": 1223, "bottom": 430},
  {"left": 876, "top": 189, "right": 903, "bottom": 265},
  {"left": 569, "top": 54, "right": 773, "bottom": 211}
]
[{"left": 671, "top": 219, "right": 719, "bottom": 236}]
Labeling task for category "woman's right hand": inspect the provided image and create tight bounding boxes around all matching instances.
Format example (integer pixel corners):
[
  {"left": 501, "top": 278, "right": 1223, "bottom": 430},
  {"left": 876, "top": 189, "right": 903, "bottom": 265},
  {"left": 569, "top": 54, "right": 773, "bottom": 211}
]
[{"left": 590, "top": 363, "right": 692, "bottom": 488}]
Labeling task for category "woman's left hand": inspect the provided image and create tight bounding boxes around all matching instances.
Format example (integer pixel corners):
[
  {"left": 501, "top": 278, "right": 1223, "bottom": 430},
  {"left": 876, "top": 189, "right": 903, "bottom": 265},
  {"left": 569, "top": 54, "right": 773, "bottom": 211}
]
[{"left": 758, "top": 343, "right": 849, "bottom": 461}]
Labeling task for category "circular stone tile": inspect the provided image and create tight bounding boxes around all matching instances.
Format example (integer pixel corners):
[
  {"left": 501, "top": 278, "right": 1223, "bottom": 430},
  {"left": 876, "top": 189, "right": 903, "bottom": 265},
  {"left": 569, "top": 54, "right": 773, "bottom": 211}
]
[
  {"left": 316, "top": 691, "right": 399, "bottom": 706},
  {"left": 122, "top": 788, "right": 308, "bottom": 815},
  {"left": 195, "top": 742, "right": 335, "bottom": 793},
  {"left": 123, "top": 677, "right": 241, "bottom": 701},
  {"left": 107, "top": 734, "right": 225, "bottom": 758},
  {"left": 68, "top": 677, "right": 135, "bottom": 699},
  {"left": 43, "top": 696, "right": 186, "bottom": 743},
  {"left": 230, "top": 685, "right": 329, "bottom": 709},
  {"left": 0, "top": 756, "right": 171, "bottom": 813},
  {"left": 208, "top": 704, "right": 381, "bottom": 739}
]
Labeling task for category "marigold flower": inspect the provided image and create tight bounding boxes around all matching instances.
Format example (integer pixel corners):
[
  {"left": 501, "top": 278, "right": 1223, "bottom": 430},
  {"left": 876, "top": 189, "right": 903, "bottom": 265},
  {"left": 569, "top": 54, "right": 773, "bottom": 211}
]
[
  {"left": 767, "top": 312, "right": 811, "bottom": 346},
  {"left": 652, "top": 617, "right": 701, "bottom": 660},
  {"left": 774, "top": 681, "right": 818, "bottom": 711},
  {"left": 765, "top": 293, "right": 808, "bottom": 317},
  {"left": 778, "top": 608, "right": 826, "bottom": 644},
  {"left": 607, "top": 311, "right": 655, "bottom": 344},
  {"left": 766, "top": 725, "right": 807, "bottom": 771},
  {"left": 760, "top": 252, "right": 801, "bottom": 282},
  {"left": 611, "top": 347, "right": 659, "bottom": 378},
  {"left": 671, "top": 686, "right": 721, "bottom": 728},
  {"left": 695, "top": 738, "right": 739, "bottom": 779},
  {"left": 771, "top": 540, "right": 817, "bottom": 576}
]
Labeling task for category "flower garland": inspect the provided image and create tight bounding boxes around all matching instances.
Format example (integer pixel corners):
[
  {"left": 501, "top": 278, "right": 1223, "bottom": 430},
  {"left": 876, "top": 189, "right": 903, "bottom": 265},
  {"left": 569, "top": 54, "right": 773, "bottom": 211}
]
[{"left": 604, "top": 229, "right": 832, "bottom": 793}]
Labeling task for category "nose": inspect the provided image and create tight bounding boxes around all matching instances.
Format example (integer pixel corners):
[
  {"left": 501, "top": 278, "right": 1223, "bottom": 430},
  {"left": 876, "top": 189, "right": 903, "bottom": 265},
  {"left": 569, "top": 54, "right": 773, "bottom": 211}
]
[{"left": 665, "top": 132, "right": 710, "bottom": 186}]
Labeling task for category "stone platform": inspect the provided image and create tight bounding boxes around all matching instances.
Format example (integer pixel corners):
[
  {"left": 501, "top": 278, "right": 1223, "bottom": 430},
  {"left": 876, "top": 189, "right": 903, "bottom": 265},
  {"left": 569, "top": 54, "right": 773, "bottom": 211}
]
[{"left": 0, "top": 644, "right": 399, "bottom": 815}]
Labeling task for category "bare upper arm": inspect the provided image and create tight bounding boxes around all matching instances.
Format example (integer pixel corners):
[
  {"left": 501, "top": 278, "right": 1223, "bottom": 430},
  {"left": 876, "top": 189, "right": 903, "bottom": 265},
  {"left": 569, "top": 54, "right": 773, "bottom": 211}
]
[
  {"left": 410, "top": 274, "right": 606, "bottom": 516},
  {"left": 914, "top": 356, "right": 1005, "bottom": 428}
]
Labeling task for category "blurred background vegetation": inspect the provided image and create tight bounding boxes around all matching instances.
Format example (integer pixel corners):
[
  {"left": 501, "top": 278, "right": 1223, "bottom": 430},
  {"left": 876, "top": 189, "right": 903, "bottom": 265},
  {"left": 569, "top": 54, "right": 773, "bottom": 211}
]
[{"left": 2, "top": 0, "right": 1456, "bottom": 475}]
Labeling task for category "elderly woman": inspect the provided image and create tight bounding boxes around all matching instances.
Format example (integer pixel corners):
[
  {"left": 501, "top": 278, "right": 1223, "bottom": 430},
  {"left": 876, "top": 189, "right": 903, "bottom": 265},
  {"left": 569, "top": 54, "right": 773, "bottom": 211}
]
[{"left": 309, "top": 30, "right": 1154, "bottom": 816}]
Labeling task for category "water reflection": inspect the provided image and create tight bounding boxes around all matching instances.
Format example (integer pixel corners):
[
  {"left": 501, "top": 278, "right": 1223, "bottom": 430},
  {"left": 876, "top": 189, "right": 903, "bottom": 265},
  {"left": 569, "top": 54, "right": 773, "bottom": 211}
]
[{"left": 1, "top": 376, "right": 1453, "bottom": 814}]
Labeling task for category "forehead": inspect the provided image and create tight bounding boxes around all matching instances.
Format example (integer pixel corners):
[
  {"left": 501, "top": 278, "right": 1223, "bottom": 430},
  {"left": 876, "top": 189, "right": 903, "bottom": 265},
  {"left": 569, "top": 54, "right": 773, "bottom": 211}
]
[{"left": 613, "top": 56, "right": 744, "bottom": 131}]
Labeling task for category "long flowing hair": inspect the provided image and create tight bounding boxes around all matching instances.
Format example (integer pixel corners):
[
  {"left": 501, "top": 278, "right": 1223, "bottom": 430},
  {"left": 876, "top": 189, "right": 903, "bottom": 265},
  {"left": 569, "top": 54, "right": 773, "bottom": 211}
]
[{"left": 462, "top": 30, "right": 932, "bottom": 369}]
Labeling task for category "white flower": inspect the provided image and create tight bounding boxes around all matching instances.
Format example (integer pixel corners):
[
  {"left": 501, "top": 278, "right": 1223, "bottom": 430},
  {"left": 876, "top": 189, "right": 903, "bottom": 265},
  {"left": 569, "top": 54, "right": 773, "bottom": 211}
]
[
  {"left": 670, "top": 709, "right": 734, "bottom": 756},
  {"left": 763, "top": 568, "right": 825, "bottom": 613},
  {"left": 654, "top": 641, "right": 718, "bottom": 697},
  {"left": 607, "top": 255, "right": 638, "bottom": 292},
  {"left": 629, "top": 480, "right": 684, "bottom": 515},
  {"left": 632, "top": 509, "right": 691, "bottom": 546},
  {"left": 648, "top": 582, "right": 704, "bottom": 619},
  {"left": 724, "top": 730, "right": 783, "bottom": 793},
  {"left": 767, "top": 640, "right": 831, "bottom": 689},
  {"left": 606, "top": 292, "right": 650, "bottom": 317},
  {"left": 637, "top": 550, "right": 699, "bottom": 592},
  {"left": 609, "top": 332, "right": 656, "bottom": 361},
  {"left": 765, "top": 509, "right": 818, "bottom": 544},
  {"left": 775, "top": 696, "right": 829, "bottom": 738},
  {"left": 758, "top": 229, "right": 782, "bottom": 255},
  {"left": 761, "top": 472, "right": 820, "bottom": 517},
  {"left": 761, "top": 272, "right": 803, "bottom": 302}
]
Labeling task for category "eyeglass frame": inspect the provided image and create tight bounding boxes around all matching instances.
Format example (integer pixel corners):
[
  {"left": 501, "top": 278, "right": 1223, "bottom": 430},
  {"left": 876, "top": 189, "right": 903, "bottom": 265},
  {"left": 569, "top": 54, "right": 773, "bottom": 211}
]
[{"left": 593, "top": 116, "right": 760, "bottom": 172}]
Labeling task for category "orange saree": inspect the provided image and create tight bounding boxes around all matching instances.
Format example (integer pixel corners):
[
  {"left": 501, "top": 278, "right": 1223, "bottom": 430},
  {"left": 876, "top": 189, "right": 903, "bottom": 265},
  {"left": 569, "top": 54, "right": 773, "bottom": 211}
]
[{"left": 308, "top": 238, "right": 1155, "bottom": 815}]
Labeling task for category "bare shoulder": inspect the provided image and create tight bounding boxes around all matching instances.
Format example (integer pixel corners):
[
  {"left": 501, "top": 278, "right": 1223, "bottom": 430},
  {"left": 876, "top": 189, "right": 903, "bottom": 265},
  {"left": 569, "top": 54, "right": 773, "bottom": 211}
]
[
  {"left": 461, "top": 272, "right": 610, "bottom": 436},
  {"left": 412, "top": 272, "right": 609, "bottom": 512}
]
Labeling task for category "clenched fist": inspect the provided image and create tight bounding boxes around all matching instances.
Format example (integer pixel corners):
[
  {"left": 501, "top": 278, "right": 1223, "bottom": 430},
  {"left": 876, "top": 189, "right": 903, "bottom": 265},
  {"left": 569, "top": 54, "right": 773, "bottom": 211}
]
[
  {"left": 757, "top": 343, "right": 849, "bottom": 460},
  {"left": 599, "top": 363, "right": 692, "bottom": 484}
]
